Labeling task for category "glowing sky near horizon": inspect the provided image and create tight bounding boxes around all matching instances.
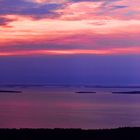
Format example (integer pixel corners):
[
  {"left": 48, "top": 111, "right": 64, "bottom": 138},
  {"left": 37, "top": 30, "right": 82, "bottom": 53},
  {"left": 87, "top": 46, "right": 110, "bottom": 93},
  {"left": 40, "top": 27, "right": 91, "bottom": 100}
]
[{"left": 0, "top": 0, "right": 140, "bottom": 56}]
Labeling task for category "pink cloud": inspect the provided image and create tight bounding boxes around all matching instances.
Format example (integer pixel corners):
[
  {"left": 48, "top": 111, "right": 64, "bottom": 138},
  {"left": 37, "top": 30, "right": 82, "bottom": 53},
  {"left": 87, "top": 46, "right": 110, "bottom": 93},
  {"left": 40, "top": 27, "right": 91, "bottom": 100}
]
[
  {"left": 28, "top": 0, "right": 68, "bottom": 4},
  {"left": 0, "top": 47, "right": 140, "bottom": 56},
  {"left": 0, "top": 0, "right": 140, "bottom": 56}
]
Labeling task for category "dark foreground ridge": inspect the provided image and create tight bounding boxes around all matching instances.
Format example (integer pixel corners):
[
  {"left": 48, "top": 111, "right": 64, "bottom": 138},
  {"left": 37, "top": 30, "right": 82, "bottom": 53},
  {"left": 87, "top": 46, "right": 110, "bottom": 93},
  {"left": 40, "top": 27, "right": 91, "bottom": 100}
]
[
  {"left": 0, "top": 127, "right": 140, "bottom": 140},
  {"left": 112, "top": 91, "right": 140, "bottom": 94},
  {"left": 0, "top": 90, "right": 22, "bottom": 93}
]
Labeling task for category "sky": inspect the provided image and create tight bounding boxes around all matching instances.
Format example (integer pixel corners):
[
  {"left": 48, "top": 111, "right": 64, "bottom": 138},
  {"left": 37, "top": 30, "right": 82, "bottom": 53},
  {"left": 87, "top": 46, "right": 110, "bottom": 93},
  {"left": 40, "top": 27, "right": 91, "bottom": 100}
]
[{"left": 0, "top": 0, "right": 140, "bottom": 85}]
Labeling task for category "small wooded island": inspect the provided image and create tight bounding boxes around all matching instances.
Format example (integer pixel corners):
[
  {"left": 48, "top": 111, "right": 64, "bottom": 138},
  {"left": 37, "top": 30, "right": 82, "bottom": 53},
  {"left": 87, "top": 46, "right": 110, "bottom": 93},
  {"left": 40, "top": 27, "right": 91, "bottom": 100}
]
[
  {"left": 112, "top": 91, "right": 140, "bottom": 94},
  {"left": 76, "top": 91, "right": 96, "bottom": 94},
  {"left": 0, "top": 90, "right": 22, "bottom": 93}
]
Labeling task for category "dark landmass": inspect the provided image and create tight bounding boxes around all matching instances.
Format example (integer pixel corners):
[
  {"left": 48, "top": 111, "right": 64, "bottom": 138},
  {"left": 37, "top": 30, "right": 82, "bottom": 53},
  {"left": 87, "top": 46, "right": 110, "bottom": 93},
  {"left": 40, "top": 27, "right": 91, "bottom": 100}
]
[
  {"left": 0, "top": 90, "right": 22, "bottom": 93},
  {"left": 112, "top": 91, "right": 140, "bottom": 94},
  {"left": 1, "top": 84, "right": 140, "bottom": 89},
  {"left": 76, "top": 91, "right": 96, "bottom": 94},
  {"left": 0, "top": 127, "right": 140, "bottom": 140}
]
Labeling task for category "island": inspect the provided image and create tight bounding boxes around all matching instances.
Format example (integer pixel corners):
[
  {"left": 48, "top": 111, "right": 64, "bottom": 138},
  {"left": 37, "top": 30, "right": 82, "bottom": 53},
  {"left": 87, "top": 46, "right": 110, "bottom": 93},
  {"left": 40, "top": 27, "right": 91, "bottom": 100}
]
[
  {"left": 112, "top": 91, "right": 140, "bottom": 94},
  {"left": 76, "top": 91, "right": 96, "bottom": 94},
  {"left": 0, "top": 90, "right": 22, "bottom": 93}
]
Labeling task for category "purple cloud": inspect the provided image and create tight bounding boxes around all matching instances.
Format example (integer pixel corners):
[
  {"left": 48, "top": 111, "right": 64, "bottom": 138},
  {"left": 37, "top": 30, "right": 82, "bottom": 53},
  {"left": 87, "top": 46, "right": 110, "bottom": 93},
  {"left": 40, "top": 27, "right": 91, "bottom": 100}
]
[
  {"left": 0, "top": 0, "right": 62, "bottom": 18},
  {"left": 0, "top": 17, "right": 14, "bottom": 26}
]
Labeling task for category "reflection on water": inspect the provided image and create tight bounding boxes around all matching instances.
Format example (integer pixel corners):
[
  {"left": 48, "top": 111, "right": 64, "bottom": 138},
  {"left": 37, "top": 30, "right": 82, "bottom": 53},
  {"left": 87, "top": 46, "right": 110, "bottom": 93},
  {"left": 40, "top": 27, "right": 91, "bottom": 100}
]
[{"left": 0, "top": 86, "right": 140, "bottom": 129}]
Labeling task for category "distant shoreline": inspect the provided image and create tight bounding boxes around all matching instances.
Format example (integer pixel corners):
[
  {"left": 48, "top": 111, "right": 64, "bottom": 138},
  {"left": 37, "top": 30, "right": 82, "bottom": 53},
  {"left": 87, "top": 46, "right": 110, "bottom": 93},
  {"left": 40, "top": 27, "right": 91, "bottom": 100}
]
[{"left": 1, "top": 84, "right": 140, "bottom": 88}]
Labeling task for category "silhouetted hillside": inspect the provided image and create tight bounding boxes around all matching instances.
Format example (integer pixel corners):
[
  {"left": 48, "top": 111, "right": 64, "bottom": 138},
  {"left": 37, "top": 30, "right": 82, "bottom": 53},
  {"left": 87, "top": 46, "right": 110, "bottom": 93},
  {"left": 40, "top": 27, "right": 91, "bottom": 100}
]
[{"left": 0, "top": 127, "right": 140, "bottom": 140}]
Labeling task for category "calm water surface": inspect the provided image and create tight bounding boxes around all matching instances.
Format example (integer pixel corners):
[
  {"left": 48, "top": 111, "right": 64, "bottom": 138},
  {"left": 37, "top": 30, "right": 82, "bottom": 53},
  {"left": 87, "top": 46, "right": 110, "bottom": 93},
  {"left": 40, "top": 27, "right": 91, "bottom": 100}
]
[{"left": 0, "top": 86, "right": 140, "bottom": 129}]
